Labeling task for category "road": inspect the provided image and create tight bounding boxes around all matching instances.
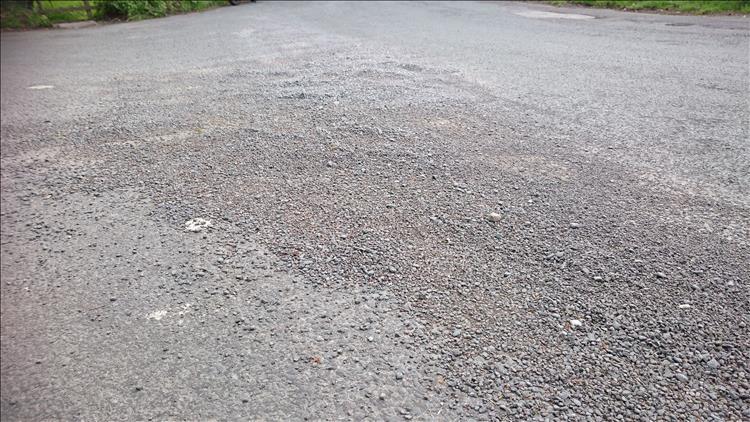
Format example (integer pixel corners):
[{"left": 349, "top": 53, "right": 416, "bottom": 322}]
[{"left": 1, "top": 1, "right": 748, "bottom": 420}]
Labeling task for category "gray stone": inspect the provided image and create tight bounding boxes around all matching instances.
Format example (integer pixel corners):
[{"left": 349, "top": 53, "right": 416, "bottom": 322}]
[
  {"left": 486, "top": 213, "right": 502, "bottom": 223},
  {"left": 53, "top": 20, "right": 97, "bottom": 30}
]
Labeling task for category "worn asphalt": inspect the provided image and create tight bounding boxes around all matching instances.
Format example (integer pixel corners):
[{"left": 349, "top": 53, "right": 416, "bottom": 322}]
[{"left": 1, "top": 1, "right": 749, "bottom": 420}]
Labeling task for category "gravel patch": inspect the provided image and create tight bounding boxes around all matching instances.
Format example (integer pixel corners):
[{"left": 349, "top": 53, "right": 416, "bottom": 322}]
[{"left": 2, "top": 1, "right": 748, "bottom": 420}]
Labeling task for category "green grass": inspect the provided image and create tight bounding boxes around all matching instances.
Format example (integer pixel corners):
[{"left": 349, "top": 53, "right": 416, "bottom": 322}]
[
  {"left": 39, "top": 0, "right": 92, "bottom": 23},
  {"left": 1, "top": 0, "right": 227, "bottom": 29},
  {"left": 549, "top": 0, "right": 750, "bottom": 14}
]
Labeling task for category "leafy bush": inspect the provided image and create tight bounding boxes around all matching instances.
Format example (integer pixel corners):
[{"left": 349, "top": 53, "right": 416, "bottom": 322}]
[
  {"left": 0, "top": 5, "right": 51, "bottom": 29},
  {"left": 95, "top": 1, "right": 168, "bottom": 20},
  {"left": 95, "top": 0, "right": 225, "bottom": 21},
  {"left": 1, "top": 0, "right": 225, "bottom": 28}
]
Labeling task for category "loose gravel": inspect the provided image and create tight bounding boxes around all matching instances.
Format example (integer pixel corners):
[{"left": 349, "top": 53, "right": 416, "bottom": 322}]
[{"left": 2, "top": 1, "right": 749, "bottom": 420}]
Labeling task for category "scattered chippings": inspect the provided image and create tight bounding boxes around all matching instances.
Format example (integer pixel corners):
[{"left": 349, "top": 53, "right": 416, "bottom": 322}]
[{"left": 1, "top": 2, "right": 748, "bottom": 420}]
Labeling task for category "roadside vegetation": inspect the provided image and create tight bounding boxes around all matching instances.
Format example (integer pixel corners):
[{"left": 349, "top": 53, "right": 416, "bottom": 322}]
[
  {"left": 550, "top": 0, "right": 750, "bottom": 14},
  {"left": 1, "top": 0, "right": 226, "bottom": 30}
]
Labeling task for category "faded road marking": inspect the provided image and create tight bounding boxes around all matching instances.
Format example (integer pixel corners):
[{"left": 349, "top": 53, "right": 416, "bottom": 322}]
[{"left": 515, "top": 11, "right": 594, "bottom": 20}]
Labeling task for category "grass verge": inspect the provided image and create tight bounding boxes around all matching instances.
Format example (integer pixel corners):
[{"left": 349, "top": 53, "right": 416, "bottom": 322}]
[
  {"left": 548, "top": 0, "right": 750, "bottom": 14},
  {"left": 1, "top": 0, "right": 227, "bottom": 30}
]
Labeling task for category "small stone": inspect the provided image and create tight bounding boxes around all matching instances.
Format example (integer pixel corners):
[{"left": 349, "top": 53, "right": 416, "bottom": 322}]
[
  {"left": 569, "top": 319, "right": 583, "bottom": 328},
  {"left": 379, "top": 392, "right": 386, "bottom": 400},
  {"left": 675, "top": 373, "right": 689, "bottom": 382},
  {"left": 678, "top": 304, "right": 691, "bottom": 309},
  {"left": 569, "top": 223, "right": 581, "bottom": 228},
  {"left": 184, "top": 218, "right": 212, "bottom": 233},
  {"left": 326, "top": 161, "right": 334, "bottom": 168},
  {"left": 656, "top": 272, "right": 667, "bottom": 279},
  {"left": 452, "top": 329, "right": 462, "bottom": 337},
  {"left": 396, "top": 372, "right": 404, "bottom": 380},
  {"left": 486, "top": 213, "right": 502, "bottom": 223},
  {"left": 110, "top": 297, "right": 117, "bottom": 302},
  {"left": 706, "top": 358, "right": 720, "bottom": 370}
]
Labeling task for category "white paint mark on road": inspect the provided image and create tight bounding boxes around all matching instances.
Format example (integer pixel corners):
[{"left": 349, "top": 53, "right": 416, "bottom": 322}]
[
  {"left": 27, "top": 85, "right": 54, "bottom": 90},
  {"left": 515, "top": 11, "right": 594, "bottom": 20}
]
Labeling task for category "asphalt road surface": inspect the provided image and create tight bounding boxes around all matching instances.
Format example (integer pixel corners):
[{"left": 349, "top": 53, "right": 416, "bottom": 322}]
[{"left": 2, "top": 1, "right": 749, "bottom": 420}]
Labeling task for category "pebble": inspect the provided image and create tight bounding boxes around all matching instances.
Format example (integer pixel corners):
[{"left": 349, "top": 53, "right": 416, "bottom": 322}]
[
  {"left": 706, "top": 358, "right": 720, "bottom": 370},
  {"left": 675, "top": 373, "right": 689, "bottom": 383},
  {"left": 486, "top": 213, "right": 502, "bottom": 223},
  {"left": 569, "top": 223, "right": 581, "bottom": 228}
]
